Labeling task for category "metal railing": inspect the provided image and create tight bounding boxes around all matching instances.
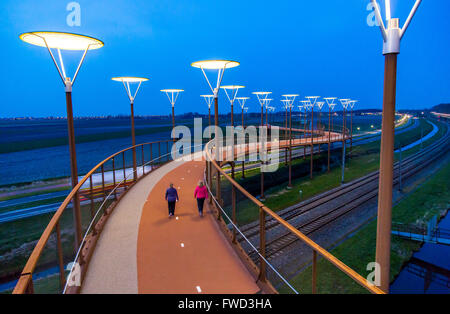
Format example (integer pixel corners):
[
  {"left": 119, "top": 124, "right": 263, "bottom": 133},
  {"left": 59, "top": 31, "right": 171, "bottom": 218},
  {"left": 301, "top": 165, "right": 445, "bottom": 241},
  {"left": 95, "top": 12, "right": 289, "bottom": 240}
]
[
  {"left": 12, "top": 139, "right": 177, "bottom": 294},
  {"left": 11, "top": 124, "right": 351, "bottom": 294},
  {"left": 204, "top": 131, "right": 384, "bottom": 294}
]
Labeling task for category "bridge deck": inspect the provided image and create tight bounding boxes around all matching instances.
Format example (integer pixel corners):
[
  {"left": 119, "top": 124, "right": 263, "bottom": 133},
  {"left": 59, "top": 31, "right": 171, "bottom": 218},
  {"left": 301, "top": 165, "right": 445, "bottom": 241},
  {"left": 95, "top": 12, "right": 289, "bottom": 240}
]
[{"left": 81, "top": 158, "right": 259, "bottom": 294}]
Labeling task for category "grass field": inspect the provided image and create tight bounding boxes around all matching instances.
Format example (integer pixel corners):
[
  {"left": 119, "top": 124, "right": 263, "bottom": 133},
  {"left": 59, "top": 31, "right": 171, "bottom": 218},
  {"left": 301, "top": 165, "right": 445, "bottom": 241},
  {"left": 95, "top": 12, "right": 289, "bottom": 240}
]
[
  {"left": 223, "top": 118, "right": 441, "bottom": 225},
  {"left": 278, "top": 159, "right": 450, "bottom": 294}
]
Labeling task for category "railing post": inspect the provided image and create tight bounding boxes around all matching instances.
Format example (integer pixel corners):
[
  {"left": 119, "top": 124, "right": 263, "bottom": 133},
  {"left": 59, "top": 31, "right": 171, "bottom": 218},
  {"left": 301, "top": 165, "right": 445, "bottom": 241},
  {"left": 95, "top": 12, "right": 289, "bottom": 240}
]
[
  {"left": 258, "top": 206, "right": 267, "bottom": 282},
  {"left": 231, "top": 162, "right": 237, "bottom": 243},
  {"left": 167, "top": 141, "right": 170, "bottom": 162},
  {"left": 122, "top": 151, "right": 127, "bottom": 190},
  {"left": 216, "top": 167, "right": 221, "bottom": 220},
  {"left": 101, "top": 164, "right": 106, "bottom": 205},
  {"left": 158, "top": 142, "right": 161, "bottom": 164},
  {"left": 150, "top": 143, "right": 153, "bottom": 166},
  {"left": 89, "top": 174, "right": 94, "bottom": 219},
  {"left": 312, "top": 250, "right": 317, "bottom": 294},
  {"left": 112, "top": 157, "right": 117, "bottom": 200},
  {"left": 142, "top": 145, "right": 145, "bottom": 176},
  {"left": 56, "top": 222, "right": 66, "bottom": 291}
]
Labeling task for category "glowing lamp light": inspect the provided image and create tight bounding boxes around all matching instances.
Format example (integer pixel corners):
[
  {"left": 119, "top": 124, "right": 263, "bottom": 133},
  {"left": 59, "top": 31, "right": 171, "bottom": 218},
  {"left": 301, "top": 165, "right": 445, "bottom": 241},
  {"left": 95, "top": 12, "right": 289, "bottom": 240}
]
[
  {"left": 112, "top": 77, "right": 149, "bottom": 83},
  {"left": 191, "top": 60, "right": 240, "bottom": 70},
  {"left": 20, "top": 31, "right": 104, "bottom": 51}
]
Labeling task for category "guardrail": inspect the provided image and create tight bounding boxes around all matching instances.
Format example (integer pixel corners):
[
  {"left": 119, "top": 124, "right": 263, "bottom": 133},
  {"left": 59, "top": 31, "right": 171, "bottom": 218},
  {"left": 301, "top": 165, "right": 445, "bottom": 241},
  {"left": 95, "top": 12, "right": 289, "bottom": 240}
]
[
  {"left": 12, "top": 124, "right": 350, "bottom": 294},
  {"left": 12, "top": 139, "right": 176, "bottom": 294},
  {"left": 204, "top": 131, "right": 384, "bottom": 294}
]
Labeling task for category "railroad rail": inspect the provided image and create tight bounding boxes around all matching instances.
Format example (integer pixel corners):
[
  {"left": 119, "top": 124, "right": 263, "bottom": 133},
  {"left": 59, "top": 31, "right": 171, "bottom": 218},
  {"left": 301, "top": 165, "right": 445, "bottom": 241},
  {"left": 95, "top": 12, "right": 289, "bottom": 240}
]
[{"left": 243, "top": 124, "right": 449, "bottom": 263}]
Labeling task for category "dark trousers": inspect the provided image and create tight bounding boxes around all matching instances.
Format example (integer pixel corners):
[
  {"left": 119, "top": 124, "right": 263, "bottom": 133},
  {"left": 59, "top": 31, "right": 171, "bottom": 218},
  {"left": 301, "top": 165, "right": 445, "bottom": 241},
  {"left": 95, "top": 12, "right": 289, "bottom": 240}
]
[
  {"left": 168, "top": 201, "right": 176, "bottom": 215},
  {"left": 197, "top": 198, "right": 205, "bottom": 214}
]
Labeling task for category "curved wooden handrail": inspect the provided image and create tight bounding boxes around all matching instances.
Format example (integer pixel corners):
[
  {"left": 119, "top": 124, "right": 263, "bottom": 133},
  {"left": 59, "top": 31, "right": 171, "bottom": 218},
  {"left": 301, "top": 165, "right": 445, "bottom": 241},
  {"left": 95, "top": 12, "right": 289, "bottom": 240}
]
[
  {"left": 13, "top": 139, "right": 174, "bottom": 294},
  {"left": 204, "top": 133, "right": 384, "bottom": 294}
]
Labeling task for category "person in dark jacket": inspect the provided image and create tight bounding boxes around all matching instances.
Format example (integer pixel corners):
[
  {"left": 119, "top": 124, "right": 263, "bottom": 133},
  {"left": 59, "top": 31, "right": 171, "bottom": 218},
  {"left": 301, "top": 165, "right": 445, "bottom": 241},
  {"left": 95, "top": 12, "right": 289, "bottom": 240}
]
[{"left": 165, "top": 183, "right": 179, "bottom": 218}]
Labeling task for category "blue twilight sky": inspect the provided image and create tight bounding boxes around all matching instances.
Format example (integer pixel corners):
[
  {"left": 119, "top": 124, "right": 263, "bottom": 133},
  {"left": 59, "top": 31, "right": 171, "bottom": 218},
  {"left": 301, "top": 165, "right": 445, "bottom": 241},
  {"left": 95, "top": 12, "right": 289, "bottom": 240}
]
[{"left": 0, "top": 0, "right": 448, "bottom": 118}]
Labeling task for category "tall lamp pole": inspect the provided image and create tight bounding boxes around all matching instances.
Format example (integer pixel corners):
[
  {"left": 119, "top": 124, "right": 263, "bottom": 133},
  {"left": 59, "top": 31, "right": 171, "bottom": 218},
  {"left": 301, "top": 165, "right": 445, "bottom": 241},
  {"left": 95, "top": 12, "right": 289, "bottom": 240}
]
[
  {"left": 192, "top": 60, "right": 240, "bottom": 208},
  {"left": 237, "top": 97, "right": 249, "bottom": 129},
  {"left": 161, "top": 89, "right": 184, "bottom": 142},
  {"left": 112, "top": 77, "right": 149, "bottom": 181},
  {"left": 339, "top": 99, "right": 349, "bottom": 184},
  {"left": 252, "top": 91, "right": 272, "bottom": 201},
  {"left": 201, "top": 94, "right": 214, "bottom": 139},
  {"left": 282, "top": 95, "right": 299, "bottom": 189},
  {"left": 370, "top": 0, "right": 422, "bottom": 293},
  {"left": 20, "top": 31, "right": 103, "bottom": 248},
  {"left": 236, "top": 98, "right": 249, "bottom": 179},
  {"left": 348, "top": 100, "right": 357, "bottom": 157},
  {"left": 300, "top": 100, "right": 309, "bottom": 159},
  {"left": 324, "top": 98, "right": 337, "bottom": 172},
  {"left": 222, "top": 85, "right": 245, "bottom": 127},
  {"left": 306, "top": 96, "right": 319, "bottom": 179}
]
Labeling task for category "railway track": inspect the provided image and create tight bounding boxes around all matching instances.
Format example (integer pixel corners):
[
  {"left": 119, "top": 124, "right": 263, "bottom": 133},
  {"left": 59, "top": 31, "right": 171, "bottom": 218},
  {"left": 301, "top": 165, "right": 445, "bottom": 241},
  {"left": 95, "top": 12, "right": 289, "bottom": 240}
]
[{"left": 241, "top": 125, "right": 449, "bottom": 263}]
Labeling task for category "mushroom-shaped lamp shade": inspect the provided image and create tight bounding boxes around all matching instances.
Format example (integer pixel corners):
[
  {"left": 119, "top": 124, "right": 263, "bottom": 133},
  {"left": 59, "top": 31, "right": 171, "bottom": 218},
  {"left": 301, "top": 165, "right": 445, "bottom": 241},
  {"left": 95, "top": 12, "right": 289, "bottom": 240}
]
[
  {"left": 191, "top": 60, "right": 240, "bottom": 69},
  {"left": 20, "top": 31, "right": 103, "bottom": 51},
  {"left": 112, "top": 77, "right": 149, "bottom": 83}
]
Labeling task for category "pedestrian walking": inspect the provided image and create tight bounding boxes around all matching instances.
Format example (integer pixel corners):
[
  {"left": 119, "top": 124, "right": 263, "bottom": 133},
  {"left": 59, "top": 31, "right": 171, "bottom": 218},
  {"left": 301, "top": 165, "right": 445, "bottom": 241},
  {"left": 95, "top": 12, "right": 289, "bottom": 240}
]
[
  {"left": 194, "top": 180, "right": 208, "bottom": 217},
  {"left": 165, "top": 183, "right": 179, "bottom": 218}
]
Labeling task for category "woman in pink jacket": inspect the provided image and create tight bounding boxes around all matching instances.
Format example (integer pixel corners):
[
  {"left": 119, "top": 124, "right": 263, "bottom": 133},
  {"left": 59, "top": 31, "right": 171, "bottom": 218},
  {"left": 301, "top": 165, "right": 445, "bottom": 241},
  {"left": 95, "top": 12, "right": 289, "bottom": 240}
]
[{"left": 194, "top": 180, "right": 208, "bottom": 217}]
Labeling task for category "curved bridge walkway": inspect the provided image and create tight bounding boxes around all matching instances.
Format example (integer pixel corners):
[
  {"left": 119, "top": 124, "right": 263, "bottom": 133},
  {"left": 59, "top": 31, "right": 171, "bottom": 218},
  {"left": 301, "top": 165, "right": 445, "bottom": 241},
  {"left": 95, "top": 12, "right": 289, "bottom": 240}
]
[
  {"left": 81, "top": 157, "right": 259, "bottom": 294},
  {"left": 80, "top": 129, "right": 345, "bottom": 294}
]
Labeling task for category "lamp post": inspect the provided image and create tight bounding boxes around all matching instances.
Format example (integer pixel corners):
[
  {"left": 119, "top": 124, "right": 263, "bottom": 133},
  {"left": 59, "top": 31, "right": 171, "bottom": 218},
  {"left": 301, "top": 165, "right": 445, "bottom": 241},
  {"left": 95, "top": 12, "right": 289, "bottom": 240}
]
[
  {"left": 237, "top": 97, "right": 249, "bottom": 129},
  {"left": 20, "top": 31, "right": 103, "bottom": 248},
  {"left": 252, "top": 92, "right": 272, "bottom": 201},
  {"left": 339, "top": 99, "right": 349, "bottom": 184},
  {"left": 192, "top": 60, "right": 239, "bottom": 209},
  {"left": 370, "top": 0, "right": 422, "bottom": 293},
  {"left": 348, "top": 100, "right": 357, "bottom": 157},
  {"left": 300, "top": 100, "right": 309, "bottom": 159},
  {"left": 201, "top": 94, "right": 214, "bottom": 139},
  {"left": 112, "top": 77, "right": 149, "bottom": 181},
  {"left": 316, "top": 101, "right": 325, "bottom": 153},
  {"left": 222, "top": 85, "right": 245, "bottom": 127},
  {"left": 236, "top": 98, "right": 249, "bottom": 179},
  {"left": 324, "top": 98, "right": 337, "bottom": 172},
  {"left": 282, "top": 95, "right": 299, "bottom": 188},
  {"left": 264, "top": 99, "right": 273, "bottom": 126},
  {"left": 306, "top": 96, "right": 319, "bottom": 179},
  {"left": 161, "top": 89, "right": 184, "bottom": 137}
]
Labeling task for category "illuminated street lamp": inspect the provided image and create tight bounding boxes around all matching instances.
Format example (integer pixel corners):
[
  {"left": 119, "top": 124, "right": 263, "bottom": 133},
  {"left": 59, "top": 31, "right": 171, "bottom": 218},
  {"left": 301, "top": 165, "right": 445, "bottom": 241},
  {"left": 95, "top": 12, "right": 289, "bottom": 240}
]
[
  {"left": 300, "top": 100, "right": 310, "bottom": 160},
  {"left": 348, "top": 100, "right": 358, "bottom": 157},
  {"left": 222, "top": 85, "right": 245, "bottom": 126},
  {"left": 339, "top": 98, "right": 350, "bottom": 184},
  {"left": 282, "top": 95, "right": 299, "bottom": 188},
  {"left": 192, "top": 60, "right": 239, "bottom": 210},
  {"left": 306, "top": 96, "right": 320, "bottom": 179},
  {"left": 370, "top": 0, "right": 423, "bottom": 293},
  {"left": 252, "top": 91, "right": 272, "bottom": 201},
  {"left": 324, "top": 97, "right": 337, "bottom": 172},
  {"left": 316, "top": 101, "right": 325, "bottom": 153},
  {"left": 192, "top": 60, "right": 239, "bottom": 129},
  {"left": 201, "top": 94, "right": 214, "bottom": 136},
  {"left": 236, "top": 97, "right": 249, "bottom": 179},
  {"left": 161, "top": 89, "right": 184, "bottom": 134},
  {"left": 236, "top": 97, "right": 249, "bottom": 129},
  {"left": 263, "top": 99, "right": 273, "bottom": 126},
  {"left": 112, "top": 77, "right": 149, "bottom": 181},
  {"left": 20, "top": 31, "right": 103, "bottom": 247},
  {"left": 253, "top": 92, "right": 272, "bottom": 126}
]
